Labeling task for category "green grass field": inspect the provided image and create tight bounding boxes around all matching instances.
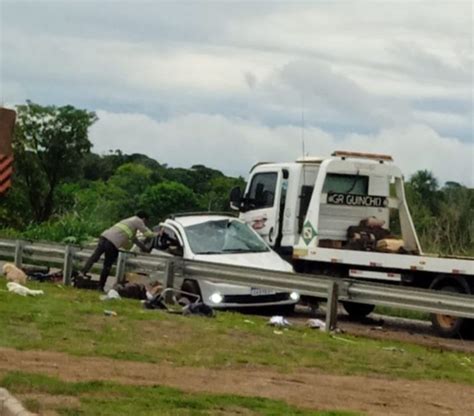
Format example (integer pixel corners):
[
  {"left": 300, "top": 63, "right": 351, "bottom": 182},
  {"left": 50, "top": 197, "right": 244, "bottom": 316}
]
[
  {"left": 2, "top": 372, "right": 356, "bottom": 416},
  {"left": 0, "top": 278, "right": 473, "bottom": 414}
]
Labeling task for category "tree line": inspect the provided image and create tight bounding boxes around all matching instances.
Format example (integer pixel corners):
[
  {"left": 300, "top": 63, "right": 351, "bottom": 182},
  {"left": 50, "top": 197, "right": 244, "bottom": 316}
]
[{"left": 0, "top": 101, "right": 472, "bottom": 255}]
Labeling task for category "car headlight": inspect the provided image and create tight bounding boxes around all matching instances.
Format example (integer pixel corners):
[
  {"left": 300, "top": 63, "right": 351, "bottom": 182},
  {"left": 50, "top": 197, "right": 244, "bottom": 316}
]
[
  {"left": 209, "top": 292, "right": 223, "bottom": 304},
  {"left": 290, "top": 292, "right": 300, "bottom": 301}
]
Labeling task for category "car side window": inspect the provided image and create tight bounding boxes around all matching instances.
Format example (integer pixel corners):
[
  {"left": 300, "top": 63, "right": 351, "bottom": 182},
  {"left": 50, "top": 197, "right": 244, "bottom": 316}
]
[
  {"left": 247, "top": 172, "right": 278, "bottom": 209},
  {"left": 155, "top": 226, "right": 184, "bottom": 256}
]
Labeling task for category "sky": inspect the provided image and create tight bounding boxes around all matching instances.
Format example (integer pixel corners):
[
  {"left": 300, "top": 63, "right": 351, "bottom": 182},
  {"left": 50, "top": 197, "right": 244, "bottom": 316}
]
[{"left": 0, "top": 0, "right": 472, "bottom": 185}]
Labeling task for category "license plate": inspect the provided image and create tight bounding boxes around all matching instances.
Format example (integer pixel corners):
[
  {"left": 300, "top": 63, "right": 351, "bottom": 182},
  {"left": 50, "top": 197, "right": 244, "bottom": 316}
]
[{"left": 250, "top": 288, "right": 275, "bottom": 296}]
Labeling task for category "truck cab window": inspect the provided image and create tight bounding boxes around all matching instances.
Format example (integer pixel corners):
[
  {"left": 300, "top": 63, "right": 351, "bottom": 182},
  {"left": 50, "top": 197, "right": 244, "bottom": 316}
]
[
  {"left": 246, "top": 172, "right": 278, "bottom": 209},
  {"left": 323, "top": 174, "right": 369, "bottom": 195}
]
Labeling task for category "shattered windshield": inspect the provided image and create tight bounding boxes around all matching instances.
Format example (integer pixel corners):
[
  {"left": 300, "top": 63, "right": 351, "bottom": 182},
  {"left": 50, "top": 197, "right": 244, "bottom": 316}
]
[{"left": 183, "top": 219, "right": 269, "bottom": 255}]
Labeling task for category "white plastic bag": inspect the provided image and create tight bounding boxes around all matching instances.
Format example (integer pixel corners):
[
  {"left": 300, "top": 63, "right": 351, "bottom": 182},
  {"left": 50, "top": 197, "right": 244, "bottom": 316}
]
[
  {"left": 268, "top": 316, "right": 290, "bottom": 327},
  {"left": 100, "top": 289, "right": 121, "bottom": 301},
  {"left": 7, "top": 282, "right": 44, "bottom": 297}
]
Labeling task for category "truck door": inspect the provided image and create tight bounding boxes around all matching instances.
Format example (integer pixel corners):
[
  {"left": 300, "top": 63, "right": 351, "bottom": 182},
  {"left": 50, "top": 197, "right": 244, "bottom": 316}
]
[{"left": 239, "top": 169, "right": 284, "bottom": 247}]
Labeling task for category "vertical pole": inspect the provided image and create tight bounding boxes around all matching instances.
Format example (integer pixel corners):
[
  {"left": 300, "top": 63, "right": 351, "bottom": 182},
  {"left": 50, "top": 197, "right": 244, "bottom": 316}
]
[
  {"left": 14, "top": 240, "right": 24, "bottom": 269},
  {"left": 325, "top": 281, "right": 339, "bottom": 332},
  {"left": 163, "top": 259, "right": 175, "bottom": 304},
  {"left": 63, "top": 245, "right": 74, "bottom": 286},
  {"left": 115, "top": 251, "right": 128, "bottom": 284}
]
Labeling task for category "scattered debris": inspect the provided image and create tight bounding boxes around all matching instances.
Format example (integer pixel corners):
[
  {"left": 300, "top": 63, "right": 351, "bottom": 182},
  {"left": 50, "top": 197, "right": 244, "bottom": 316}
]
[
  {"left": 3, "top": 263, "right": 27, "bottom": 285},
  {"left": 370, "top": 326, "right": 386, "bottom": 332},
  {"left": 103, "top": 310, "right": 117, "bottom": 317},
  {"left": 28, "top": 270, "right": 63, "bottom": 283},
  {"left": 100, "top": 289, "right": 121, "bottom": 301},
  {"left": 273, "top": 330, "right": 283, "bottom": 335},
  {"left": 306, "top": 318, "right": 326, "bottom": 331},
  {"left": 244, "top": 319, "right": 255, "bottom": 325},
  {"left": 6, "top": 282, "right": 44, "bottom": 297},
  {"left": 182, "top": 302, "right": 215, "bottom": 318},
  {"left": 268, "top": 316, "right": 291, "bottom": 327},
  {"left": 382, "top": 346, "right": 406, "bottom": 353}
]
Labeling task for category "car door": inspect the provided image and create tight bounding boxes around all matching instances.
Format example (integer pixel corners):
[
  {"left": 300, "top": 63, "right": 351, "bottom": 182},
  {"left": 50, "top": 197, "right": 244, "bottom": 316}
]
[{"left": 239, "top": 168, "right": 284, "bottom": 247}]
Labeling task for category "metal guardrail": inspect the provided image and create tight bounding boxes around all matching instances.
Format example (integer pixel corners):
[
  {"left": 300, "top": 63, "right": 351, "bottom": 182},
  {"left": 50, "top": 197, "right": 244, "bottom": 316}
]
[{"left": 1, "top": 238, "right": 474, "bottom": 332}]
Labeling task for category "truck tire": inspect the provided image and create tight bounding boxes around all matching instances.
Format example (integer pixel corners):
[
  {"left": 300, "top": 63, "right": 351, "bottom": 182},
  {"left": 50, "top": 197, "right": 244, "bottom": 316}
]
[
  {"left": 342, "top": 301, "right": 375, "bottom": 319},
  {"left": 430, "top": 285, "right": 471, "bottom": 338}
]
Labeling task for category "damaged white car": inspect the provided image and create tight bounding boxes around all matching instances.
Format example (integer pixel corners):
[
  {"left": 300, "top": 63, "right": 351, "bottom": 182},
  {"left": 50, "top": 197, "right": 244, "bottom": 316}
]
[{"left": 146, "top": 214, "right": 299, "bottom": 312}]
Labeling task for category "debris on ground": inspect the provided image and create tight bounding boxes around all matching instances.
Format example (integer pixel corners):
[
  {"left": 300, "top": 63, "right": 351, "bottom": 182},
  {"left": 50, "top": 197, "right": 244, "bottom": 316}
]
[
  {"left": 2, "top": 263, "right": 27, "bottom": 285},
  {"left": 6, "top": 282, "right": 44, "bottom": 296},
  {"left": 382, "top": 346, "right": 406, "bottom": 353},
  {"left": 182, "top": 302, "right": 215, "bottom": 318},
  {"left": 370, "top": 326, "right": 386, "bottom": 332},
  {"left": 244, "top": 319, "right": 255, "bottom": 325},
  {"left": 268, "top": 316, "right": 291, "bottom": 327},
  {"left": 273, "top": 330, "right": 283, "bottom": 335},
  {"left": 306, "top": 318, "right": 326, "bottom": 331},
  {"left": 27, "top": 270, "right": 63, "bottom": 283},
  {"left": 103, "top": 310, "right": 117, "bottom": 317},
  {"left": 100, "top": 289, "right": 121, "bottom": 301}
]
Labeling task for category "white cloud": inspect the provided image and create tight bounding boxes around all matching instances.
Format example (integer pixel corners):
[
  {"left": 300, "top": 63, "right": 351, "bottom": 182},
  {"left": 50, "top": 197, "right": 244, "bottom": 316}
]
[
  {"left": 2, "top": 0, "right": 472, "bottom": 175},
  {"left": 90, "top": 110, "right": 474, "bottom": 186}
]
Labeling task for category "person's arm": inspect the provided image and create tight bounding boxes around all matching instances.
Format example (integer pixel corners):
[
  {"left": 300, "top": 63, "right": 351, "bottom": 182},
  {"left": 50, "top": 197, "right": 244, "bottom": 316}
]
[
  {"left": 132, "top": 236, "right": 152, "bottom": 253},
  {"left": 136, "top": 218, "right": 156, "bottom": 238}
]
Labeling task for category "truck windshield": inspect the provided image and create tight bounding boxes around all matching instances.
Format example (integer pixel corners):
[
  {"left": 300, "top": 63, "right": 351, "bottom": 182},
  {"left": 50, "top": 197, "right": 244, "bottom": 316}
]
[{"left": 184, "top": 220, "right": 269, "bottom": 255}]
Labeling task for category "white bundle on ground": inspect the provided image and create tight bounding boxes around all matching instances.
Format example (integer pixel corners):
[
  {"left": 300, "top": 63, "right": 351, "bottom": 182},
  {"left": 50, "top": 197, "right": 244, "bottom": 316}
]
[
  {"left": 6, "top": 282, "right": 44, "bottom": 296},
  {"left": 2, "top": 263, "right": 27, "bottom": 285},
  {"left": 268, "top": 316, "right": 291, "bottom": 327}
]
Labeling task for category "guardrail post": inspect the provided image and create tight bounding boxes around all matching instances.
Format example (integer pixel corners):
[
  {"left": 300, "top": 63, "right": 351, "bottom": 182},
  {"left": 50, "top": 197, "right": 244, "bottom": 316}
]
[
  {"left": 14, "top": 240, "right": 24, "bottom": 268},
  {"left": 115, "top": 251, "right": 128, "bottom": 284},
  {"left": 164, "top": 259, "right": 175, "bottom": 304},
  {"left": 325, "top": 281, "right": 339, "bottom": 332},
  {"left": 63, "top": 245, "right": 74, "bottom": 286}
]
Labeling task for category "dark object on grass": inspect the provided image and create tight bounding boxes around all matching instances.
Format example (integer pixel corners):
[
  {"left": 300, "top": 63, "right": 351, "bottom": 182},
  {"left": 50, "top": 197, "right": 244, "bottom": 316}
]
[
  {"left": 114, "top": 282, "right": 148, "bottom": 300},
  {"left": 28, "top": 270, "right": 63, "bottom": 283},
  {"left": 182, "top": 302, "right": 215, "bottom": 318},
  {"left": 143, "top": 296, "right": 168, "bottom": 310},
  {"left": 72, "top": 272, "right": 101, "bottom": 290}
]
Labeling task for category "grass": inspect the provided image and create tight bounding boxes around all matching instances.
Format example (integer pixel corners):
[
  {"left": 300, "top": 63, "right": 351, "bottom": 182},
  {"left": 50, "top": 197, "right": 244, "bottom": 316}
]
[
  {"left": 0, "top": 278, "right": 473, "bottom": 386},
  {"left": 2, "top": 372, "right": 356, "bottom": 416},
  {"left": 374, "top": 306, "right": 430, "bottom": 321}
]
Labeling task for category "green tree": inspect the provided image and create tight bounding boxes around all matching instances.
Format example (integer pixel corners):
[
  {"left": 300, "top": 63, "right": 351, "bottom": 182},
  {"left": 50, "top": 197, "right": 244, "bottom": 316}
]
[
  {"left": 200, "top": 176, "right": 246, "bottom": 211},
  {"left": 409, "top": 170, "right": 440, "bottom": 214},
  {"left": 139, "top": 181, "right": 198, "bottom": 223},
  {"left": 13, "top": 101, "right": 97, "bottom": 221},
  {"left": 108, "top": 163, "right": 153, "bottom": 218}
]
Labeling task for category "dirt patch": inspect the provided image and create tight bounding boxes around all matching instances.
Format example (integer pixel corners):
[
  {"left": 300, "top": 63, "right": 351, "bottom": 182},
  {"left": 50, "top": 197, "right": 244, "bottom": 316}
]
[{"left": 0, "top": 348, "right": 473, "bottom": 415}]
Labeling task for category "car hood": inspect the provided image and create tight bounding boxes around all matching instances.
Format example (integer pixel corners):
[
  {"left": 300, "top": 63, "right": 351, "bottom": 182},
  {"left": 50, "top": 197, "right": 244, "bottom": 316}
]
[{"left": 192, "top": 251, "right": 294, "bottom": 273}]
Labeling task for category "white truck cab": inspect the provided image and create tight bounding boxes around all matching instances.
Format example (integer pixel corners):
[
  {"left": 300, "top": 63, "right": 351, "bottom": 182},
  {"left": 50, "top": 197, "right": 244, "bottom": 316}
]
[{"left": 231, "top": 151, "right": 474, "bottom": 337}]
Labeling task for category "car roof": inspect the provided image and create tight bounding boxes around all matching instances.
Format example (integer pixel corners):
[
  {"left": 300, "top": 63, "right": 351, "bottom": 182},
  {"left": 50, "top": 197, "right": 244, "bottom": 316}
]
[{"left": 168, "top": 215, "right": 240, "bottom": 228}]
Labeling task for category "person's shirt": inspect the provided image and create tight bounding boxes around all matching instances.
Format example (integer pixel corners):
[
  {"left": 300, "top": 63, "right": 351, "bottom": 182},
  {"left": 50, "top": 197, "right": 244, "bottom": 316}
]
[{"left": 102, "top": 216, "right": 155, "bottom": 249}]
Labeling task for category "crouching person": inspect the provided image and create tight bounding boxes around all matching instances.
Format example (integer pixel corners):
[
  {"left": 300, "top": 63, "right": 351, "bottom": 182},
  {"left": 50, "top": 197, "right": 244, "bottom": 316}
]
[{"left": 82, "top": 211, "right": 156, "bottom": 291}]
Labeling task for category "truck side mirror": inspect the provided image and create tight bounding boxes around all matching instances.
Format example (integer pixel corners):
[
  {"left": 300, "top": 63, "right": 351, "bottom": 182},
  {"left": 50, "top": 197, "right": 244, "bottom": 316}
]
[{"left": 229, "top": 186, "right": 242, "bottom": 210}]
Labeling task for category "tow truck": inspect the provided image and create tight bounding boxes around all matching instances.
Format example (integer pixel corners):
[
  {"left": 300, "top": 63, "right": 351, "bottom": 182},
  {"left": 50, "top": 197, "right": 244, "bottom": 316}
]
[{"left": 230, "top": 150, "right": 474, "bottom": 337}]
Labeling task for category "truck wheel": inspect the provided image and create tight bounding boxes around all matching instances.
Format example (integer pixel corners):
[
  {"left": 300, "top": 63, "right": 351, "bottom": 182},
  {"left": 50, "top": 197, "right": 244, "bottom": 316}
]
[
  {"left": 342, "top": 302, "right": 375, "bottom": 319},
  {"left": 180, "top": 280, "right": 202, "bottom": 304},
  {"left": 430, "top": 286, "right": 470, "bottom": 338}
]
